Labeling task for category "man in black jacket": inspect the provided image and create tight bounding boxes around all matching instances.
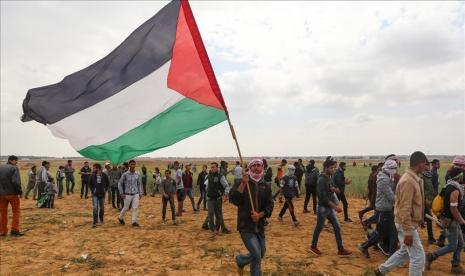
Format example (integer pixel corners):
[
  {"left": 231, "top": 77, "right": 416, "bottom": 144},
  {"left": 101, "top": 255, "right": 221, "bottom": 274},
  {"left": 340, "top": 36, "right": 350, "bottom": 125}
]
[
  {"left": 89, "top": 163, "right": 109, "bottom": 228},
  {"left": 309, "top": 159, "right": 352, "bottom": 256},
  {"left": 304, "top": 160, "right": 319, "bottom": 214},
  {"left": 0, "top": 155, "right": 23, "bottom": 236},
  {"left": 230, "top": 159, "right": 274, "bottom": 276}
]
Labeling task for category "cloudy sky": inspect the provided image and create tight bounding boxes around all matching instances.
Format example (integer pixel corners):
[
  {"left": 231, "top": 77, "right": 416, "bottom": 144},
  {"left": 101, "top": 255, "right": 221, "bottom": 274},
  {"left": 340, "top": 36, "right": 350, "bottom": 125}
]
[{"left": 1, "top": 1, "right": 464, "bottom": 158}]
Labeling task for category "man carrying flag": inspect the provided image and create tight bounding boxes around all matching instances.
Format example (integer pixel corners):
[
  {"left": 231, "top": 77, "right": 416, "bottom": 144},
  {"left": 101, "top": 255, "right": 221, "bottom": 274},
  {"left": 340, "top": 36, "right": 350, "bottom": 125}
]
[{"left": 230, "top": 159, "right": 274, "bottom": 276}]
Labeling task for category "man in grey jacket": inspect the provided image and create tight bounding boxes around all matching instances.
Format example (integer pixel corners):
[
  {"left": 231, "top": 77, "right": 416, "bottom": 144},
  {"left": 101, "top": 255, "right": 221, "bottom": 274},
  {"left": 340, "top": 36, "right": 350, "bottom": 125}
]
[{"left": 358, "top": 160, "right": 398, "bottom": 257}]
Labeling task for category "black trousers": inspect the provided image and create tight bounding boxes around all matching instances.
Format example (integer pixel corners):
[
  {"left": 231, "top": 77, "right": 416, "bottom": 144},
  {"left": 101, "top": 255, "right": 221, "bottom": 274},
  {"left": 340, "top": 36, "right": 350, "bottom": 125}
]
[
  {"left": 279, "top": 197, "right": 297, "bottom": 221},
  {"left": 81, "top": 180, "right": 89, "bottom": 198},
  {"left": 111, "top": 187, "right": 122, "bottom": 209},
  {"left": 337, "top": 191, "right": 349, "bottom": 220},
  {"left": 162, "top": 196, "right": 176, "bottom": 221},
  {"left": 304, "top": 184, "right": 317, "bottom": 213}
]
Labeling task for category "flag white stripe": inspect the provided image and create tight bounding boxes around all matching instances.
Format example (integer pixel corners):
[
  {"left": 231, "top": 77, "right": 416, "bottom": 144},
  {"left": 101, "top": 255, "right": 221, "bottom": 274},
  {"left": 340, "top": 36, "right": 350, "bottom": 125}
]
[{"left": 48, "top": 61, "right": 185, "bottom": 150}]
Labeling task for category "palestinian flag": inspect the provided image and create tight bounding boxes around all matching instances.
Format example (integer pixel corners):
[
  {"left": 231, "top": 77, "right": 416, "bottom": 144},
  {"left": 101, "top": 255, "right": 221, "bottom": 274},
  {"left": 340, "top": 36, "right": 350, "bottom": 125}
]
[{"left": 21, "top": 0, "right": 228, "bottom": 163}]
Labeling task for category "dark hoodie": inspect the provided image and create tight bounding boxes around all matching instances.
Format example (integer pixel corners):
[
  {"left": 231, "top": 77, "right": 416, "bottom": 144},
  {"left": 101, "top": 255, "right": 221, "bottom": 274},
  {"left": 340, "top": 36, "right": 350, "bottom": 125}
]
[{"left": 229, "top": 179, "right": 274, "bottom": 234}]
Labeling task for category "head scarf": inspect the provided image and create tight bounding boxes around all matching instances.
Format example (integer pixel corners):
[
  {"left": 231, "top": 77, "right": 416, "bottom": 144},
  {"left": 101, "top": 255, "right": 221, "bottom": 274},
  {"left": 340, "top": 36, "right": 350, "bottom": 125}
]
[
  {"left": 287, "top": 165, "right": 296, "bottom": 177},
  {"left": 247, "top": 158, "right": 264, "bottom": 182},
  {"left": 382, "top": 160, "right": 398, "bottom": 180},
  {"left": 453, "top": 156, "right": 465, "bottom": 166}
]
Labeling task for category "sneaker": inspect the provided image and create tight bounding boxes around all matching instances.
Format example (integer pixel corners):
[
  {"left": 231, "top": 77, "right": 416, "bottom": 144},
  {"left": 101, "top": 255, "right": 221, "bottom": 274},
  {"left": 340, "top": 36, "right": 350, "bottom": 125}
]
[
  {"left": 425, "top": 253, "right": 434, "bottom": 270},
  {"left": 451, "top": 265, "right": 465, "bottom": 274},
  {"left": 303, "top": 209, "right": 309, "bottom": 214},
  {"left": 338, "top": 249, "right": 352, "bottom": 257},
  {"left": 309, "top": 246, "right": 322, "bottom": 256},
  {"left": 118, "top": 218, "right": 125, "bottom": 225},
  {"left": 374, "top": 268, "right": 384, "bottom": 276},
  {"left": 172, "top": 220, "right": 177, "bottom": 225},
  {"left": 222, "top": 228, "right": 231, "bottom": 234},
  {"left": 132, "top": 222, "right": 140, "bottom": 227},
  {"left": 357, "top": 244, "right": 369, "bottom": 258},
  {"left": 92, "top": 224, "right": 97, "bottom": 228},
  {"left": 428, "top": 238, "right": 437, "bottom": 245},
  {"left": 377, "top": 243, "right": 390, "bottom": 256},
  {"left": 202, "top": 224, "right": 209, "bottom": 230},
  {"left": 10, "top": 230, "right": 24, "bottom": 237},
  {"left": 162, "top": 219, "right": 166, "bottom": 225},
  {"left": 237, "top": 265, "right": 244, "bottom": 276},
  {"left": 344, "top": 218, "right": 353, "bottom": 223},
  {"left": 293, "top": 220, "right": 300, "bottom": 227},
  {"left": 277, "top": 216, "right": 283, "bottom": 222}
]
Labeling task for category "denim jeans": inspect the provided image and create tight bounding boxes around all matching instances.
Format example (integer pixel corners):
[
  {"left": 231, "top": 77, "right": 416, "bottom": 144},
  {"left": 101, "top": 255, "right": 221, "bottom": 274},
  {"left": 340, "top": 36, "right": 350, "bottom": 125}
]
[
  {"left": 311, "top": 206, "right": 343, "bottom": 251},
  {"left": 379, "top": 224, "right": 425, "bottom": 276},
  {"left": 81, "top": 180, "right": 89, "bottom": 198},
  {"left": 207, "top": 197, "right": 223, "bottom": 232},
  {"left": 363, "top": 210, "right": 379, "bottom": 226},
  {"left": 57, "top": 180, "right": 63, "bottom": 197},
  {"left": 197, "top": 189, "right": 206, "bottom": 209},
  {"left": 66, "top": 176, "right": 75, "bottom": 194},
  {"left": 431, "top": 220, "right": 463, "bottom": 266},
  {"left": 185, "top": 188, "right": 196, "bottom": 210},
  {"left": 92, "top": 195, "right": 104, "bottom": 224},
  {"left": 236, "top": 232, "right": 266, "bottom": 276},
  {"left": 162, "top": 196, "right": 176, "bottom": 221}
]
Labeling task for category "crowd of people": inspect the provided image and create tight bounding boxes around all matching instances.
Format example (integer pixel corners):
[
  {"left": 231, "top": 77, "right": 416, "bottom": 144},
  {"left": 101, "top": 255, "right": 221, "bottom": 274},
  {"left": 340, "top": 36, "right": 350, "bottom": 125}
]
[{"left": 1, "top": 153, "right": 465, "bottom": 275}]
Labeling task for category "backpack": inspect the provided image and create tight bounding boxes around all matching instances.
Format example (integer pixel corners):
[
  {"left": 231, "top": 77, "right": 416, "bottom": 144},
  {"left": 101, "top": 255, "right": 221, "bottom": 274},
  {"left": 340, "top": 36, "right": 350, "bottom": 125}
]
[{"left": 432, "top": 187, "right": 446, "bottom": 217}]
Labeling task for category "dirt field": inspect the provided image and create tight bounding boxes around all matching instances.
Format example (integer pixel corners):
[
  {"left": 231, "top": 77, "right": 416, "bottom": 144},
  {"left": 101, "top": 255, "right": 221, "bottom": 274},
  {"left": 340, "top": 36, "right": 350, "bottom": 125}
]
[{"left": 0, "top": 191, "right": 454, "bottom": 275}]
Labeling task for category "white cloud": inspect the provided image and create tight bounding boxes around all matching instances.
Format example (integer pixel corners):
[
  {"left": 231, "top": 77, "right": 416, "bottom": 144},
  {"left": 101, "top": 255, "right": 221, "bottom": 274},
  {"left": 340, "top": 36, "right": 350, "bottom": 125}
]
[{"left": 1, "top": 1, "right": 464, "bottom": 157}]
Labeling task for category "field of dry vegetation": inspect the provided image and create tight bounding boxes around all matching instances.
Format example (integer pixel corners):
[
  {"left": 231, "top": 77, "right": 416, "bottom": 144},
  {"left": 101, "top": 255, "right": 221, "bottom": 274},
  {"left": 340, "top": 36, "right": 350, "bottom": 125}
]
[{"left": 0, "top": 159, "right": 455, "bottom": 275}]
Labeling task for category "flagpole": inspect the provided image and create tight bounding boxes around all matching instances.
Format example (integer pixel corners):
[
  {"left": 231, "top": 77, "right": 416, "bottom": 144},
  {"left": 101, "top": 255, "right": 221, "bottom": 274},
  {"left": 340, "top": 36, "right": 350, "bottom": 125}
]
[{"left": 225, "top": 112, "right": 255, "bottom": 213}]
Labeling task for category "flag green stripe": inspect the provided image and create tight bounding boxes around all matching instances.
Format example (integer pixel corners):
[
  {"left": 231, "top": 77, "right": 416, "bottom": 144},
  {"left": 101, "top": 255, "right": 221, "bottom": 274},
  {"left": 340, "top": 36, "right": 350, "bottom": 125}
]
[{"left": 78, "top": 98, "right": 226, "bottom": 163}]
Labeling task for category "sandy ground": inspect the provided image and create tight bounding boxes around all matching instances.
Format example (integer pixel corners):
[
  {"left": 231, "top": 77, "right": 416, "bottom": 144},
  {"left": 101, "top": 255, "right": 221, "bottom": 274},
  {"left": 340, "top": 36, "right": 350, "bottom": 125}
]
[{"left": 0, "top": 193, "right": 455, "bottom": 275}]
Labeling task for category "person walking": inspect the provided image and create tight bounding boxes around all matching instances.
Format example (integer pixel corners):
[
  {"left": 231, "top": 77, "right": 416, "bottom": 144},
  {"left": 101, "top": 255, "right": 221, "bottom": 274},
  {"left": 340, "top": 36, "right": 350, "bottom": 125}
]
[
  {"left": 205, "top": 162, "right": 230, "bottom": 239},
  {"left": 183, "top": 164, "right": 199, "bottom": 212},
  {"left": 56, "top": 166, "right": 65, "bottom": 199},
  {"left": 89, "top": 163, "right": 109, "bottom": 228},
  {"left": 36, "top": 161, "right": 51, "bottom": 206},
  {"left": 295, "top": 159, "right": 305, "bottom": 197},
  {"left": 332, "top": 162, "right": 352, "bottom": 222},
  {"left": 64, "top": 160, "right": 75, "bottom": 195},
  {"left": 173, "top": 161, "right": 185, "bottom": 217},
  {"left": 358, "top": 160, "right": 398, "bottom": 258},
  {"left": 161, "top": 169, "right": 177, "bottom": 225},
  {"left": 108, "top": 165, "right": 122, "bottom": 209},
  {"left": 230, "top": 159, "right": 274, "bottom": 276},
  {"left": 0, "top": 155, "right": 23, "bottom": 236},
  {"left": 358, "top": 165, "right": 379, "bottom": 223},
  {"left": 425, "top": 167, "right": 465, "bottom": 273},
  {"left": 277, "top": 165, "right": 300, "bottom": 226},
  {"left": 196, "top": 165, "right": 208, "bottom": 211},
  {"left": 233, "top": 161, "right": 243, "bottom": 186},
  {"left": 151, "top": 167, "right": 162, "bottom": 196},
  {"left": 309, "top": 158, "right": 352, "bottom": 256},
  {"left": 79, "top": 161, "right": 92, "bottom": 199},
  {"left": 24, "top": 165, "right": 37, "bottom": 200},
  {"left": 304, "top": 160, "right": 319, "bottom": 214},
  {"left": 117, "top": 160, "right": 143, "bottom": 227},
  {"left": 374, "top": 151, "right": 428, "bottom": 276},
  {"left": 422, "top": 162, "right": 436, "bottom": 244},
  {"left": 141, "top": 164, "right": 147, "bottom": 196}
]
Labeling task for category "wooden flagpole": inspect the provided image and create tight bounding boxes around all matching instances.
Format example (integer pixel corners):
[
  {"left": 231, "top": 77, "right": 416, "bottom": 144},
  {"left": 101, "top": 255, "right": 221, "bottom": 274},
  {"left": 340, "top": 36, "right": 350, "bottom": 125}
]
[{"left": 225, "top": 112, "right": 255, "bottom": 213}]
